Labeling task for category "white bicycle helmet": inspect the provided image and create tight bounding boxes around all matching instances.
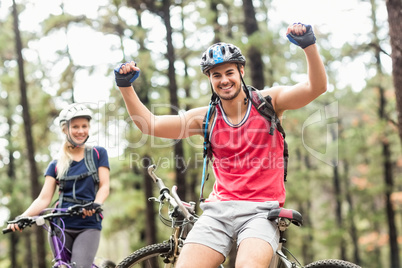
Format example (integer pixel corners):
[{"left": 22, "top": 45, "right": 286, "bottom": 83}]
[
  {"left": 59, "top": 103, "right": 92, "bottom": 126},
  {"left": 58, "top": 103, "right": 92, "bottom": 147}
]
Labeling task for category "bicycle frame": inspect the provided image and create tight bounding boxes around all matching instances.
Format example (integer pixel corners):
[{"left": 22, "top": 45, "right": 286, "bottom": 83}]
[{"left": 269, "top": 234, "right": 301, "bottom": 268}]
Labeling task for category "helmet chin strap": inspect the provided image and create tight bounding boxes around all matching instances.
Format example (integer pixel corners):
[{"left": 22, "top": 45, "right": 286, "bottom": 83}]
[{"left": 237, "top": 64, "right": 250, "bottom": 101}]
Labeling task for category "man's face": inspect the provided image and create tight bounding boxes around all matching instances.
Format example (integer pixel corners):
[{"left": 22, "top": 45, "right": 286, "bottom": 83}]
[{"left": 209, "top": 63, "right": 244, "bottom": 101}]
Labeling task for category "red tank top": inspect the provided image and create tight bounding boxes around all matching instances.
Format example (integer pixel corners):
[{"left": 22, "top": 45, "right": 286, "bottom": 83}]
[{"left": 207, "top": 101, "right": 286, "bottom": 206}]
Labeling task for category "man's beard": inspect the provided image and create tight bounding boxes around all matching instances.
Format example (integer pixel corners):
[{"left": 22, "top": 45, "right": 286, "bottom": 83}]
[{"left": 216, "top": 84, "right": 242, "bottom": 101}]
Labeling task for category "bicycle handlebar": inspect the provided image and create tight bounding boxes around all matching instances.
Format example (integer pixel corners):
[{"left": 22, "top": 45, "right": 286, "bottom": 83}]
[
  {"left": 148, "top": 165, "right": 171, "bottom": 197},
  {"left": 147, "top": 165, "right": 195, "bottom": 222},
  {"left": 171, "top": 186, "right": 194, "bottom": 222},
  {"left": 2, "top": 202, "right": 102, "bottom": 234}
]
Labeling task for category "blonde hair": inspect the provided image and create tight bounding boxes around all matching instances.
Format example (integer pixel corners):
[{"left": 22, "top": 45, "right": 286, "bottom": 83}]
[{"left": 56, "top": 122, "right": 73, "bottom": 179}]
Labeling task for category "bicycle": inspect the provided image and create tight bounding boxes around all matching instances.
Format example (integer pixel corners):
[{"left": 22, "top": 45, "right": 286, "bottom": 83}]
[
  {"left": 3, "top": 202, "right": 115, "bottom": 268},
  {"left": 116, "top": 164, "right": 361, "bottom": 268}
]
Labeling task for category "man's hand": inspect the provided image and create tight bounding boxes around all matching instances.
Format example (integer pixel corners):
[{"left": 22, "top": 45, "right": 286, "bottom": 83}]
[
  {"left": 114, "top": 61, "right": 141, "bottom": 87},
  {"left": 286, "top": 23, "right": 316, "bottom": 49}
]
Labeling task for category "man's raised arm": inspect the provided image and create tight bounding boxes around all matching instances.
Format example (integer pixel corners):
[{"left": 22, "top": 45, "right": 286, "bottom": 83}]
[
  {"left": 267, "top": 23, "right": 327, "bottom": 116},
  {"left": 115, "top": 61, "right": 205, "bottom": 139}
]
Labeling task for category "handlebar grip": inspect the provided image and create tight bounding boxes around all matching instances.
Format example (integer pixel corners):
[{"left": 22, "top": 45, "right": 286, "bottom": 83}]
[
  {"left": 2, "top": 228, "right": 13, "bottom": 234},
  {"left": 147, "top": 165, "right": 158, "bottom": 183},
  {"left": 147, "top": 165, "right": 170, "bottom": 195}
]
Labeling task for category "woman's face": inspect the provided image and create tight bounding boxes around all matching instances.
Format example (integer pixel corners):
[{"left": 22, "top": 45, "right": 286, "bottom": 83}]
[{"left": 67, "top": 117, "right": 90, "bottom": 145}]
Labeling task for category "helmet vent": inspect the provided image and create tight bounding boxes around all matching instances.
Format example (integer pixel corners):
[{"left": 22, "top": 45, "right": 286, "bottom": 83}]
[{"left": 221, "top": 46, "right": 226, "bottom": 55}]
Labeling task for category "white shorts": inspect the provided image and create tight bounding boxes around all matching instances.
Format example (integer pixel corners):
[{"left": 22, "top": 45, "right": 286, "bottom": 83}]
[{"left": 184, "top": 201, "right": 280, "bottom": 257}]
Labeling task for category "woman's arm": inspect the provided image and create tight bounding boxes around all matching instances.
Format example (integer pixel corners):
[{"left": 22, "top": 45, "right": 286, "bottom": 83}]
[
  {"left": 8, "top": 176, "right": 57, "bottom": 231},
  {"left": 20, "top": 176, "right": 57, "bottom": 217},
  {"left": 94, "top": 166, "right": 110, "bottom": 205}
]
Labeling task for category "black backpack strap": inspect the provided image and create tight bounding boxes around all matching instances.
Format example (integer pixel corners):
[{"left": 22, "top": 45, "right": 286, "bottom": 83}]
[
  {"left": 56, "top": 147, "right": 100, "bottom": 209},
  {"left": 85, "top": 146, "right": 102, "bottom": 221},
  {"left": 248, "top": 86, "right": 280, "bottom": 134},
  {"left": 84, "top": 147, "right": 100, "bottom": 193},
  {"left": 202, "top": 104, "right": 217, "bottom": 160}
]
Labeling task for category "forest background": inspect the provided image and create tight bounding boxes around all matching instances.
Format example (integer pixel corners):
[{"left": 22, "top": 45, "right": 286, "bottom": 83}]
[{"left": 0, "top": 0, "right": 401, "bottom": 267}]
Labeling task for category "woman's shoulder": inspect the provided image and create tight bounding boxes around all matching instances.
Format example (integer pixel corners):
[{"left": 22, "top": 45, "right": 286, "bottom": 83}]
[
  {"left": 91, "top": 145, "right": 106, "bottom": 151},
  {"left": 44, "top": 159, "right": 58, "bottom": 176},
  {"left": 47, "top": 159, "right": 58, "bottom": 167},
  {"left": 86, "top": 145, "right": 106, "bottom": 151},
  {"left": 89, "top": 146, "right": 108, "bottom": 159}
]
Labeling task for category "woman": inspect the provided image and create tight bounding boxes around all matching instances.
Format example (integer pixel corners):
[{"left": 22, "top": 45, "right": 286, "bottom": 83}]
[{"left": 8, "top": 103, "right": 110, "bottom": 268}]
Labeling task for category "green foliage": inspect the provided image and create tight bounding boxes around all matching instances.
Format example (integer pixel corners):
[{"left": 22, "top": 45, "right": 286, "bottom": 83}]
[{"left": 0, "top": 0, "right": 401, "bottom": 267}]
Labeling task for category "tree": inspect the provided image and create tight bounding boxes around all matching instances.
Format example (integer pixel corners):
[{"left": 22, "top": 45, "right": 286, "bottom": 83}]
[
  {"left": 242, "top": 0, "right": 265, "bottom": 89},
  {"left": 11, "top": 1, "right": 47, "bottom": 267},
  {"left": 386, "top": 0, "right": 402, "bottom": 147},
  {"left": 371, "top": 1, "right": 400, "bottom": 267}
]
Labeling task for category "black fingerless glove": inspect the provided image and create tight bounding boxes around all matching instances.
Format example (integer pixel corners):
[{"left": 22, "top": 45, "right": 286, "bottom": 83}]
[
  {"left": 114, "top": 63, "right": 140, "bottom": 87},
  {"left": 91, "top": 202, "right": 102, "bottom": 212},
  {"left": 287, "top": 24, "right": 316, "bottom": 49}
]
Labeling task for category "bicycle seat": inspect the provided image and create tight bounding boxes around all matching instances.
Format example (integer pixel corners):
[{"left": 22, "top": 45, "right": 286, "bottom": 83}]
[{"left": 267, "top": 208, "right": 303, "bottom": 227}]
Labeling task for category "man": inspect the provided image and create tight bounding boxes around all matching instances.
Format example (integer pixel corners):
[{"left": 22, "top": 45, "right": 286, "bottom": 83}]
[{"left": 115, "top": 23, "right": 327, "bottom": 268}]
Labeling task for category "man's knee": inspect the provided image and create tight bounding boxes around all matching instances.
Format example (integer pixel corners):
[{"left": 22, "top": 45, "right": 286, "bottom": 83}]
[
  {"left": 176, "top": 243, "right": 224, "bottom": 268},
  {"left": 236, "top": 238, "right": 274, "bottom": 268}
]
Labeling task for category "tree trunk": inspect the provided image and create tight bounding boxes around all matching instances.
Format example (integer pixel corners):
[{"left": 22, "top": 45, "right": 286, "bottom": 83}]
[
  {"left": 372, "top": 1, "right": 400, "bottom": 266},
  {"left": 210, "top": 0, "right": 222, "bottom": 43},
  {"left": 142, "top": 155, "right": 157, "bottom": 246},
  {"left": 162, "top": 0, "right": 187, "bottom": 199},
  {"left": 11, "top": 1, "right": 47, "bottom": 267},
  {"left": 372, "top": 197, "right": 384, "bottom": 268},
  {"left": 333, "top": 164, "right": 346, "bottom": 260},
  {"left": 343, "top": 162, "right": 361, "bottom": 265},
  {"left": 382, "top": 140, "right": 399, "bottom": 268},
  {"left": 386, "top": 0, "right": 402, "bottom": 147},
  {"left": 24, "top": 231, "right": 33, "bottom": 268},
  {"left": 5, "top": 98, "right": 19, "bottom": 268},
  {"left": 301, "top": 151, "right": 314, "bottom": 264},
  {"left": 330, "top": 125, "right": 346, "bottom": 260},
  {"left": 242, "top": 0, "right": 265, "bottom": 90}
]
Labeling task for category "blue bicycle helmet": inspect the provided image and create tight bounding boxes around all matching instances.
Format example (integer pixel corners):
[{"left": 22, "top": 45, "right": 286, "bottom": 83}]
[{"left": 201, "top": 43, "right": 246, "bottom": 74}]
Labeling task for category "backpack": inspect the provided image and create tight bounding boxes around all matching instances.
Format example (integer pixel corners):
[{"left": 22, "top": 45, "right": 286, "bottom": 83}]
[
  {"left": 56, "top": 146, "right": 100, "bottom": 209},
  {"left": 200, "top": 86, "right": 289, "bottom": 201}
]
